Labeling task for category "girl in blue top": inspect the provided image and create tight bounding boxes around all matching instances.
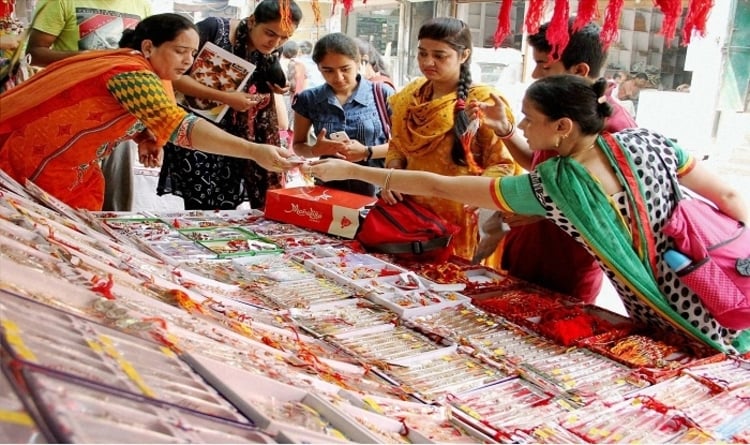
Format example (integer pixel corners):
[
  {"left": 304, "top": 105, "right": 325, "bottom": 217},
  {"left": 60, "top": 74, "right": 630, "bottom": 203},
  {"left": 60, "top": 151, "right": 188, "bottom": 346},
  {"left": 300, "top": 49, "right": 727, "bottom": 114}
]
[{"left": 292, "top": 32, "right": 394, "bottom": 197}]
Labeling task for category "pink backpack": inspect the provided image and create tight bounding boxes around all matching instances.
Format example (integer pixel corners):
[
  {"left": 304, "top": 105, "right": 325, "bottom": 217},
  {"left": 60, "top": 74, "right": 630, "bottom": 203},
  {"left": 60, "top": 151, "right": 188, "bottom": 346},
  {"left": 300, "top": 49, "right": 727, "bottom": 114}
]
[{"left": 662, "top": 193, "right": 750, "bottom": 330}]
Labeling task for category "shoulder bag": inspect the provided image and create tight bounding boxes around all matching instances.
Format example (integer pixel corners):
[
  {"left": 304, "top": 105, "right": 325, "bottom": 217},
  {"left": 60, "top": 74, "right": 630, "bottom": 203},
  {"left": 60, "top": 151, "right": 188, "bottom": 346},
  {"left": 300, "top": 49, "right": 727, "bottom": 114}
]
[
  {"left": 656, "top": 148, "right": 750, "bottom": 330},
  {"left": 356, "top": 197, "right": 459, "bottom": 262}
]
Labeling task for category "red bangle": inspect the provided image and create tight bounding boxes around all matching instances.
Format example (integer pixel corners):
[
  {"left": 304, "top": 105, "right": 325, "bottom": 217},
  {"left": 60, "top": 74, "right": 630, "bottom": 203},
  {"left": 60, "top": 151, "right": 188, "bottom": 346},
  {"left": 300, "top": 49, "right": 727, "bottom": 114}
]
[{"left": 495, "top": 123, "right": 515, "bottom": 140}]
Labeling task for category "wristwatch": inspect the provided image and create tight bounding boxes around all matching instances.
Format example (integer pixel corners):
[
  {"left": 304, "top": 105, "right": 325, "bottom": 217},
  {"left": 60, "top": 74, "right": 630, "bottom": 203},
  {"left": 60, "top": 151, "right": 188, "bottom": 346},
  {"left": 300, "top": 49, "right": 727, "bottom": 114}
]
[{"left": 365, "top": 146, "right": 373, "bottom": 162}]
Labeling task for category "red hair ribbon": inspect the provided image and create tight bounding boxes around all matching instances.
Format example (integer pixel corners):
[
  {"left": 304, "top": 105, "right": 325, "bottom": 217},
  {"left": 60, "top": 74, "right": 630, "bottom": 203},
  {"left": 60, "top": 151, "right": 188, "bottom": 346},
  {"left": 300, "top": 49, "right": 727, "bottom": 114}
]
[
  {"left": 493, "top": 0, "right": 514, "bottom": 48},
  {"left": 454, "top": 98, "right": 466, "bottom": 111}
]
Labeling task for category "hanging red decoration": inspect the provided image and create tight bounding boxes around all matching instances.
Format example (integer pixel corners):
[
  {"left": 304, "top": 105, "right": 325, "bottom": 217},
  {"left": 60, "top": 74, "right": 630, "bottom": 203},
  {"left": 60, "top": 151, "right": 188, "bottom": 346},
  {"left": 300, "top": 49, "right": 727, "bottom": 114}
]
[
  {"left": 573, "top": 0, "right": 598, "bottom": 31},
  {"left": 600, "top": 0, "right": 625, "bottom": 50},
  {"left": 492, "top": 0, "right": 514, "bottom": 48},
  {"left": 342, "top": 0, "right": 355, "bottom": 15},
  {"left": 0, "top": 0, "right": 14, "bottom": 19},
  {"left": 545, "top": 0, "right": 570, "bottom": 63},
  {"left": 524, "top": 0, "right": 547, "bottom": 36},
  {"left": 682, "top": 0, "right": 713, "bottom": 45},
  {"left": 653, "top": 0, "right": 681, "bottom": 46}
]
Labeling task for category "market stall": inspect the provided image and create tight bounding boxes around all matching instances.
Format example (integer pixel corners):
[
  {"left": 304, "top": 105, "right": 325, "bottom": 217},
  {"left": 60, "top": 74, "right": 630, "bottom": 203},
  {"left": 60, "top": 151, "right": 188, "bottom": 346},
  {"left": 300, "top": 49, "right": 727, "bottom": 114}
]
[{"left": 0, "top": 173, "right": 748, "bottom": 443}]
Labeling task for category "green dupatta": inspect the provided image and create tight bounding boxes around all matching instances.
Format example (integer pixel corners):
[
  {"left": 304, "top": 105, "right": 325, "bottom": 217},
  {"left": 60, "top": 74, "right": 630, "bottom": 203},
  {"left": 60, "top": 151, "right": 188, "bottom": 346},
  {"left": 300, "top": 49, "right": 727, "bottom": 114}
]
[{"left": 535, "top": 134, "right": 730, "bottom": 352}]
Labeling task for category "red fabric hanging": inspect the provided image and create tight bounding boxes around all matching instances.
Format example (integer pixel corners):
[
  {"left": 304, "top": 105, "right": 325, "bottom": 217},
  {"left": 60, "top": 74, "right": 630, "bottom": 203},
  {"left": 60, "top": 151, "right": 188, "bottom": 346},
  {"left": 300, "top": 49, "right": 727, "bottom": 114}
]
[
  {"left": 682, "top": 0, "right": 713, "bottom": 45},
  {"left": 0, "top": 0, "right": 15, "bottom": 18},
  {"left": 545, "top": 0, "right": 570, "bottom": 62},
  {"left": 573, "top": 0, "right": 599, "bottom": 31},
  {"left": 492, "top": 0, "right": 514, "bottom": 48},
  {"left": 600, "top": 0, "right": 625, "bottom": 49},
  {"left": 525, "top": 0, "right": 547, "bottom": 36},
  {"left": 342, "top": 0, "right": 355, "bottom": 15},
  {"left": 654, "top": 0, "right": 682, "bottom": 46}
]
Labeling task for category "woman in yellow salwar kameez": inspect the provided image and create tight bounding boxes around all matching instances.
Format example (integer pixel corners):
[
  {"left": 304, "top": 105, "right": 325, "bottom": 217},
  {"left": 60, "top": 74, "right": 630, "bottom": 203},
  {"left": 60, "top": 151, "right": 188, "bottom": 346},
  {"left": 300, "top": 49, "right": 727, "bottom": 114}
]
[{"left": 384, "top": 17, "right": 519, "bottom": 261}]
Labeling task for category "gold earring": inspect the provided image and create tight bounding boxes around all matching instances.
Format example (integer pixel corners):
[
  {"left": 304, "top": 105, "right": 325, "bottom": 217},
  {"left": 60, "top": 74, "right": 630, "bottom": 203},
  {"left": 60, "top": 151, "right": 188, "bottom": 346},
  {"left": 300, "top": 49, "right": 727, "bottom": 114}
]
[{"left": 555, "top": 137, "right": 561, "bottom": 148}]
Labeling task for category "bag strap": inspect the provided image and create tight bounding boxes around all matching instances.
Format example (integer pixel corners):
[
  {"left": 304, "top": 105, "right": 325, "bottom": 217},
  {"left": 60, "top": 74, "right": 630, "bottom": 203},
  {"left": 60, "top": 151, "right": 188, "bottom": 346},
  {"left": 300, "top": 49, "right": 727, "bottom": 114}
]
[
  {"left": 372, "top": 82, "right": 391, "bottom": 139},
  {"left": 373, "top": 236, "right": 453, "bottom": 255}
]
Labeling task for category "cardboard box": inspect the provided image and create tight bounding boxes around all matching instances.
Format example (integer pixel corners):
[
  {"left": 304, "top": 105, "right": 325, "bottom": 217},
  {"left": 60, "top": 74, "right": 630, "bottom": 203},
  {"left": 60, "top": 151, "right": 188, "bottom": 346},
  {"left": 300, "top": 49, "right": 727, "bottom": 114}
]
[{"left": 264, "top": 186, "right": 376, "bottom": 239}]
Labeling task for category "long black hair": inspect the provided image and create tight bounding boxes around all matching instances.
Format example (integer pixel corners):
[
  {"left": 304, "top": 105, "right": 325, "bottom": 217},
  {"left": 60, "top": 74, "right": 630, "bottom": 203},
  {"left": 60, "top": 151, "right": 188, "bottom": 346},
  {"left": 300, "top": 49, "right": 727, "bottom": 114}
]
[
  {"left": 120, "top": 13, "right": 197, "bottom": 50},
  {"left": 418, "top": 17, "right": 473, "bottom": 167}
]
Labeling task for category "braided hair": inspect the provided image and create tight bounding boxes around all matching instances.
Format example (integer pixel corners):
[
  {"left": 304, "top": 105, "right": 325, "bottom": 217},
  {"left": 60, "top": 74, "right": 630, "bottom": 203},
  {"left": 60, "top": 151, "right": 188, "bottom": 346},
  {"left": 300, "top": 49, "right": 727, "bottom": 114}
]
[
  {"left": 234, "top": 0, "right": 303, "bottom": 94},
  {"left": 418, "top": 17, "right": 473, "bottom": 166}
]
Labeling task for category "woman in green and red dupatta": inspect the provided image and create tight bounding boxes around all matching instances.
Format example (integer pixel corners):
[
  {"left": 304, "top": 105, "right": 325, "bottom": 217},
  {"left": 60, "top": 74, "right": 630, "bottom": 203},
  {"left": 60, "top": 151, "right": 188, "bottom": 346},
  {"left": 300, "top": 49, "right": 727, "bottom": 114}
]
[
  {"left": 0, "top": 13, "right": 294, "bottom": 211},
  {"left": 307, "top": 75, "right": 750, "bottom": 354}
]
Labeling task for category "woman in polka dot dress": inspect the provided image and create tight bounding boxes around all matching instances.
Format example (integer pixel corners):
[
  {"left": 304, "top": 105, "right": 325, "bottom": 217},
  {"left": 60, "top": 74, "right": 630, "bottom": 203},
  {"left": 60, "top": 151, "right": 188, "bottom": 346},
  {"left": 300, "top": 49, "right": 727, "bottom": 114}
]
[{"left": 307, "top": 74, "right": 750, "bottom": 354}]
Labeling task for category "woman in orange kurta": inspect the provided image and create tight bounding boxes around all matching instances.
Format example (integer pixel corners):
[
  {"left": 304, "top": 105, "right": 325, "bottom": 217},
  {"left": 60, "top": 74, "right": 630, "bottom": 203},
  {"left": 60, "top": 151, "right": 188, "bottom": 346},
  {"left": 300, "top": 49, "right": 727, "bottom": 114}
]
[
  {"left": 385, "top": 18, "right": 519, "bottom": 261},
  {"left": 0, "top": 13, "right": 294, "bottom": 211}
]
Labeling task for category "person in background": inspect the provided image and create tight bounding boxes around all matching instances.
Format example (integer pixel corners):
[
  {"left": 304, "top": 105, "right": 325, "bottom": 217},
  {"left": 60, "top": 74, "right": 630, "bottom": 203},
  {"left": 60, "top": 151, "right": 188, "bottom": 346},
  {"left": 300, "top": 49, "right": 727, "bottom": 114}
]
[
  {"left": 306, "top": 74, "right": 749, "bottom": 355},
  {"left": 383, "top": 17, "right": 519, "bottom": 261},
  {"left": 291, "top": 39, "right": 325, "bottom": 94},
  {"left": 0, "top": 13, "right": 295, "bottom": 211},
  {"left": 291, "top": 33, "right": 393, "bottom": 197},
  {"left": 476, "top": 20, "right": 638, "bottom": 305},
  {"left": 355, "top": 38, "right": 395, "bottom": 89},
  {"left": 279, "top": 40, "right": 299, "bottom": 147},
  {"left": 157, "top": 0, "right": 303, "bottom": 210},
  {"left": 26, "top": 0, "right": 153, "bottom": 212}
]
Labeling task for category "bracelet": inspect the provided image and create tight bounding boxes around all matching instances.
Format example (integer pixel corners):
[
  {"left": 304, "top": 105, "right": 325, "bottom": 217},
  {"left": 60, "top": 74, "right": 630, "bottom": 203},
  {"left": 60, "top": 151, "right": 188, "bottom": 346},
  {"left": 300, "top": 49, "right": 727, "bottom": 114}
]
[
  {"left": 383, "top": 168, "right": 394, "bottom": 194},
  {"left": 365, "top": 146, "right": 373, "bottom": 162},
  {"left": 495, "top": 123, "right": 515, "bottom": 140}
]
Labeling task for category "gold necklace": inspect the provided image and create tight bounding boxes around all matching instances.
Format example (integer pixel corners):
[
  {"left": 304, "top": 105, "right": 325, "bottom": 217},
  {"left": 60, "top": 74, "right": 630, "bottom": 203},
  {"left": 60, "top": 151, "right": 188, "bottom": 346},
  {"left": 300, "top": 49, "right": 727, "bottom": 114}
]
[{"left": 570, "top": 142, "right": 597, "bottom": 159}]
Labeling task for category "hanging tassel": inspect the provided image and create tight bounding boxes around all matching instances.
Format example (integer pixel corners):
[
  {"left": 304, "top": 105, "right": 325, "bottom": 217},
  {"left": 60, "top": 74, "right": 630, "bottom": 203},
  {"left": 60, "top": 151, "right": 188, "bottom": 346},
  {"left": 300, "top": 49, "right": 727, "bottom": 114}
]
[
  {"left": 682, "top": 0, "right": 713, "bottom": 45},
  {"left": 600, "top": 0, "right": 625, "bottom": 50},
  {"left": 525, "top": 0, "right": 547, "bottom": 36},
  {"left": 279, "top": 0, "right": 293, "bottom": 35},
  {"left": 311, "top": 0, "right": 322, "bottom": 25},
  {"left": 573, "top": 0, "right": 598, "bottom": 31},
  {"left": 0, "top": 0, "right": 14, "bottom": 19},
  {"left": 342, "top": 0, "right": 355, "bottom": 15},
  {"left": 545, "top": 0, "right": 570, "bottom": 63},
  {"left": 653, "top": 0, "right": 681, "bottom": 46},
  {"left": 492, "top": 0, "right": 513, "bottom": 48}
]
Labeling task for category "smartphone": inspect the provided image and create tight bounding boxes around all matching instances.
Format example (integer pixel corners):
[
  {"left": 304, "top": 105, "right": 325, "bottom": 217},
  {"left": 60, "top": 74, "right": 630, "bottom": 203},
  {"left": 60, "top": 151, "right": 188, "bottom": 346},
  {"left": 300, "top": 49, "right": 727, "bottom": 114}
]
[{"left": 329, "top": 131, "right": 350, "bottom": 142}]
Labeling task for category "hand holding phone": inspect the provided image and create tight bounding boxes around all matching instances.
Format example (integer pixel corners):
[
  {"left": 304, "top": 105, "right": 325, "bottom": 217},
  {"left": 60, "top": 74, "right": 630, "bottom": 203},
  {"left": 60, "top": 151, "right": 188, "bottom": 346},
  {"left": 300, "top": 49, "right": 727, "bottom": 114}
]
[{"left": 329, "top": 131, "right": 350, "bottom": 142}]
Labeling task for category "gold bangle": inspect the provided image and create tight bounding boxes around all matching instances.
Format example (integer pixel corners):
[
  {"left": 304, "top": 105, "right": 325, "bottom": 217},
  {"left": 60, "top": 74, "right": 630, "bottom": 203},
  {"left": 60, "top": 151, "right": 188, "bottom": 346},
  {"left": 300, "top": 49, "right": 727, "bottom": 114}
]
[
  {"left": 495, "top": 123, "right": 515, "bottom": 140},
  {"left": 383, "top": 168, "right": 394, "bottom": 194}
]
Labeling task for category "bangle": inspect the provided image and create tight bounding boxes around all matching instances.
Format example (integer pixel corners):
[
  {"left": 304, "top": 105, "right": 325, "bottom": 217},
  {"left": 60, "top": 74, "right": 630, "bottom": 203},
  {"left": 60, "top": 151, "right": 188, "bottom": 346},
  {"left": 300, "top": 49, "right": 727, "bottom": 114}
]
[
  {"left": 365, "top": 146, "right": 373, "bottom": 162},
  {"left": 383, "top": 168, "right": 394, "bottom": 194},
  {"left": 495, "top": 123, "right": 515, "bottom": 140}
]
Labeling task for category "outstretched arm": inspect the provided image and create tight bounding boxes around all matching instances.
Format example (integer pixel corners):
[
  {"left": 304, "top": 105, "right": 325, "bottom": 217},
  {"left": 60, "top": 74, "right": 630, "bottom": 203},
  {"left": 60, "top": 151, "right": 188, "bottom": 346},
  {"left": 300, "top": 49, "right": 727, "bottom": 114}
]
[{"left": 305, "top": 159, "right": 501, "bottom": 210}]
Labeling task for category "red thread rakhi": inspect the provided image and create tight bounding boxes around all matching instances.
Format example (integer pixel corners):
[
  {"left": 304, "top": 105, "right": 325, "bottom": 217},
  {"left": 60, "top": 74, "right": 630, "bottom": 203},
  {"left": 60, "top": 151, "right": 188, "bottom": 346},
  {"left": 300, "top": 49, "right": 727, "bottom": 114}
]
[
  {"left": 545, "top": 0, "right": 570, "bottom": 62},
  {"left": 682, "top": 0, "right": 713, "bottom": 45},
  {"left": 600, "top": 0, "right": 625, "bottom": 50},
  {"left": 654, "top": 0, "right": 682, "bottom": 45},
  {"left": 493, "top": 0, "right": 514, "bottom": 48}
]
